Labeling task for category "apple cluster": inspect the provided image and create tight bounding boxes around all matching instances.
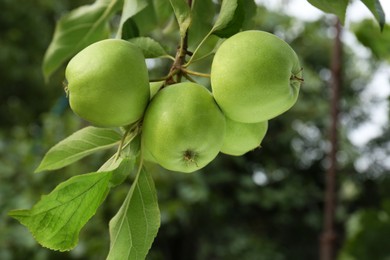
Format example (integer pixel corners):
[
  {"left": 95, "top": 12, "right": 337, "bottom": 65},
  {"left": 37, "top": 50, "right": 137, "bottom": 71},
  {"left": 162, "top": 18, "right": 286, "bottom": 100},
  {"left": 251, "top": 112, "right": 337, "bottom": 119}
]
[{"left": 65, "top": 30, "right": 302, "bottom": 173}]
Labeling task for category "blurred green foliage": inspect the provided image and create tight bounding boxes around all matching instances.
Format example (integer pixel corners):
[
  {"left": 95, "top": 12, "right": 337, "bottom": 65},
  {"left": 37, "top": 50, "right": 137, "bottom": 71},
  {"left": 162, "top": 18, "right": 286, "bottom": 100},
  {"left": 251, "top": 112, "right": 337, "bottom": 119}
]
[{"left": 1, "top": 0, "right": 389, "bottom": 259}]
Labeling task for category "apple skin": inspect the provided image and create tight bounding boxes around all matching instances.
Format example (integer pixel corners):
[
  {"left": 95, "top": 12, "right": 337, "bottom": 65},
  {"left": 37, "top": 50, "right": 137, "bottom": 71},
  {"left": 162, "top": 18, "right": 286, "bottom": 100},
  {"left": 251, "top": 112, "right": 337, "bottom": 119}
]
[
  {"left": 211, "top": 30, "right": 302, "bottom": 123},
  {"left": 141, "top": 82, "right": 226, "bottom": 173},
  {"left": 221, "top": 118, "right": 268, "bottom": 156},
  {"left": 65, "top": 39, "right": 150, "bottom": 127}
]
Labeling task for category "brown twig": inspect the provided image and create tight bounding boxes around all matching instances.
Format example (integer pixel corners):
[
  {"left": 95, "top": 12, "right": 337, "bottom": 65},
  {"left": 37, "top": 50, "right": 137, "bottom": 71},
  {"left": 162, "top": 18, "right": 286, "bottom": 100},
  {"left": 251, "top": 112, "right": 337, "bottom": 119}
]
[
  {"left": 164, "top": 0, "right": 192, "bottom": 86},
  {"left": 320, "top": 18, "right": 343, "bottom": 260}
]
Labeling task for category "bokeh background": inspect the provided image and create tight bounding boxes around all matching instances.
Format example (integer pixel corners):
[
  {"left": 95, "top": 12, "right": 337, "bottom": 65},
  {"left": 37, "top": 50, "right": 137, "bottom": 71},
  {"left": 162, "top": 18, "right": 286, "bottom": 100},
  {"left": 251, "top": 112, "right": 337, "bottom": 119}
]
[{"left": 1, "top": 0, "right": 390, "bottom": 259}]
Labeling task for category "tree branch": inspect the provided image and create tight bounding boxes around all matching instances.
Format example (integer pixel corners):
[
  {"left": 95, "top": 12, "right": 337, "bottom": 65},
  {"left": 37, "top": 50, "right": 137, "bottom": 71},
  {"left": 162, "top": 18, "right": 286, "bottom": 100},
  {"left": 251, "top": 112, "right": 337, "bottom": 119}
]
[{"left": 320, "top": 18, "right": 343, "bottom": 260}]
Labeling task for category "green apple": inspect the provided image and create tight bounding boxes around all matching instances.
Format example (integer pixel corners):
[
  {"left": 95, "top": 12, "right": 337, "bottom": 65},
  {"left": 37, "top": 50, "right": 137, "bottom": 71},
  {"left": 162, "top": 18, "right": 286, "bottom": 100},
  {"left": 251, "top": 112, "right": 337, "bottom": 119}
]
[
  {"left": 221, "top": 118, "right": 268, "bottom": 156},
  {"left": 141, "top": 82, "right": 226, "bottom": 173},
  {"left": 211, "top": 30, "right": 302, "bottom": 123},
  {"left": 65, "top": 39, "right": 150, "bottom": 127},
  {"left": 142, "top": 144, "right": 157, "bottom": 163}
]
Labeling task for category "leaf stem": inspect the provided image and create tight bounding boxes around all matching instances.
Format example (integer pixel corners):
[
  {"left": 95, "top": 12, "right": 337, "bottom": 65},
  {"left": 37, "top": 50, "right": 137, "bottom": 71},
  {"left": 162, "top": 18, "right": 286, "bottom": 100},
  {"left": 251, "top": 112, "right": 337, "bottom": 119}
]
[
  {"left": 181, "top": 68, "right": 210, "bottom": 78},
  {"left": 183, "top": 73, "right": 196, "bottom": 82},
  {"left": 115, "top": 123, "right": 139, "bottom": 161},
  {"left": 150, "top": 69, "right": 180, "bottom": 82},
  {"left": 184, "top": 31, "right": 212, "bottom": 67},
  {"left": 186, "top": 51, "right": 215, "bottom": 65}
]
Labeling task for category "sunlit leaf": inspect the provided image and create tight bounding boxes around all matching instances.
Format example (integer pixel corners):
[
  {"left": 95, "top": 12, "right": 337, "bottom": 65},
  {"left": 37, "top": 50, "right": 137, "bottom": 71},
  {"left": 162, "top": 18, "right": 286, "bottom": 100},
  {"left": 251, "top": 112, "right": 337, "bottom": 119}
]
[
  {"left": 188, "top": 0, "right": 215, "bottom": 48},
  {"left": 42, "top": 0, "right": 122, "bottom": 81},
  {"left": 360, "top": 0, "right": 386, "bottom": 31},
  {"left": 128, "top": 37, "right": 169, "bottom": 58},
  {"left": 35, "top": 127, "right": 121, "bottom": 172},
  {"left": 132, "top": 0, "right": 159, "bottom": 35},
  {"left": 107, "top": 168, "right": 160, "bottom": 260},
  {"left": 118, "top": 0, "right": 148, "bottom": 38},
  {"left": 353, "top": 19, "right": 390, "bottom": 62},
  {"left": 307, "top": 0, "right": 348, "bottom": 24},
  {"left": 108, "top": 157, "right": 135, "bottom": 187},
  {"left": 153, "top": 0, "right": 173, "bottom": 25},
  {"left": 185, "top": 0, "right": 238, "bottom": 65},
  {"left": 9, "top": 171, "right": 112, "bottom": 251},
  {"left": 212, "top": 0, "right": 238, "bottom": 33},
  {"left": 169, "top": 0, "right": 192, "bottom": 38}
]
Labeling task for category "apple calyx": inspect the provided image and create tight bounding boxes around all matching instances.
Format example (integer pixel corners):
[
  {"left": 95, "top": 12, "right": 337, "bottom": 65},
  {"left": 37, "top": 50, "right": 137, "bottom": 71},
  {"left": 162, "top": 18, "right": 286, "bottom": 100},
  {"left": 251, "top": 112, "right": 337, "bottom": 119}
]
[{"left": 183, "top": 149, "right": 199, "bottom": 167}]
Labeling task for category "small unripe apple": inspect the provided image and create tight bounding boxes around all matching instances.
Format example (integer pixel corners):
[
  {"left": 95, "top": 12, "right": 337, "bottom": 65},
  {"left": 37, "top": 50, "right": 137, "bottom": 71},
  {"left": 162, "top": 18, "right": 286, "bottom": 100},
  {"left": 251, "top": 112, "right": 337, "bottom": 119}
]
[
  {"left": 65, "top": 39, "right": 150, "bottom": 127},
  {"left": 211, "top": 30, "right": 302, "bottom": 123},
  {"left": 141, "top": 82, "right": 226, "bottom": 173},
  {"left": 221, "top": 118, "right": 268, "bottom": 156}
]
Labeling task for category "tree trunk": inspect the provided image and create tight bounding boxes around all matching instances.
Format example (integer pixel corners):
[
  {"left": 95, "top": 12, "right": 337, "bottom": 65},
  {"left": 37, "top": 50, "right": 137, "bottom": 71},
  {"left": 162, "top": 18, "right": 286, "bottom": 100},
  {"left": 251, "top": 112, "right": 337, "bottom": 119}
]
[{"left": 320, "top": 18, "right": 343, "bottom": 260}]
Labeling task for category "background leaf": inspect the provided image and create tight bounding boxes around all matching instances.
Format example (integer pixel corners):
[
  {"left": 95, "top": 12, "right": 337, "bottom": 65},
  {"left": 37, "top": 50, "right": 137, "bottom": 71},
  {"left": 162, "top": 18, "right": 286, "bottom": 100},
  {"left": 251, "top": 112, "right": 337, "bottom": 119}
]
[
  {"left": 121, "top": 19, "right": 140, "bottom": 39},
  {"left": 118, "top": 0, "right": 148, "bottom": 38},
  {"left": 169, "top": 0, "right": 192, "bottom": 38},
  {"left": 131, "top": 0, "right": 159, "bottom": 35},
  {"left": 353, "top": 19, "right": 390, "bottom": 62},
  {"left": 306, "top": 0, "right": 349, "bottom": 24},
  {"left": 360, "top": 0, "right": 386, "bottom": 31},
  {"left": 212, "top": 0, "right": 238, "bottom": 33},
  {"left": 185, "top": 0, "right": 238, "bottom": 65},
  {"left": 153, "top": 0, "right": 173, "bottom": 25},
  {"left": 188, "top": 0, "right": 215, "bottom": 48},
  {"left": 42, "top": 0, "right": 122, "bottom": 81},
  {"left": 35, "top": 126, "right": 121, "bottom": 172},
  {"left": 128, "top": 37, "right": 169, "bottom": 58},
  {"left": 9, "top": 171, "right": 113, "bottom": 251},
  {"left": 107, "top": 168, "right": 160, "bottom": 260},
  {"left": 212, "top": 0, "right": 257, "bottom": 38},
  {"left": 213, "top": 0, "right": 244, "bottom": 37}
]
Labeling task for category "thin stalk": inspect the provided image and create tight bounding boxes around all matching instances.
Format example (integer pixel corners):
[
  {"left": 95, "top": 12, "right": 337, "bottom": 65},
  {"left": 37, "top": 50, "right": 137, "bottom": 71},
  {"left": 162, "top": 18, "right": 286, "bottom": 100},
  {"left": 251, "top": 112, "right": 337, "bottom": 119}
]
[
  {"left": 320, "top": 18, "right": 343, "bottom": 260},
  {"left": 115, "top": 123, "right": 139, "bottom": 161},
  {"left": 181, "top": 68, "right": 210, "bottom": 78},
  {"left": 183, "top": 73, "right": 196, "bottom": 82},
  {"left": 184, "top": 31, "right": 212, "bottom": 67}
]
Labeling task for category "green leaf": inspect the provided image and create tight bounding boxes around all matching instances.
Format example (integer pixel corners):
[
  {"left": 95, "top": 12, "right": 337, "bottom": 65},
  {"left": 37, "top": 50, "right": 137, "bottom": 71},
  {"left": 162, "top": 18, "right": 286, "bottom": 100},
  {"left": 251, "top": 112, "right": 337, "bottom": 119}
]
[
  {"left": 213, "top": 0, "right": 243, "bottom": 37},
  {"left": 153, "top": 0, "right": 174, "bottom": 25},
  {"left": 241, "top": 0, "right": 257, "bottom": 29},
  {"left": 213, "top": 0, "right": 257, "bottom": 38},
  {"left": 212, "top": 0, "right": 238, "bottom": 33},
  {"left": 121, "top": 19, "right": 140, "bottom": 39},
  {"left": 132, "top": 0, "right": 159, "bottom": 35},
  {"left": 42, "top": 0, "right": 122, "bottom": 81},
  {"left": 353, "top": 19, "right": 390, "bottom": 62},
  {"left": 185, "top": 0, "right": 239, "bottom": 65},
  {"left": 109, "top": 157, "right": 136, "bottom": 187},
  {"left": 118, "top": 0, "right": 148, "bottom": 38},
  {"left": 150, "top": 81, "right": 165, "bottom": 99},
  {"left": 107, "top": 168, "right": 160, "bottom": 260},
  {"left": 188, "top": 0, "right": 215, "bottom": 49},
  {"left": 9, "top": 171, "right": 113, "bottom": 251},
  {"left": 128, "top": 37, "right": 169, "bottom": 58},
  {"left": 35, "top": 126, "right": 121, "bottom": 173},
  {"left": 360, "top": 0, "right": 386, "bottom": 31},
  {"left": 169, "top": 0, "right": 192, "bottom": 38},
  {"left": 306, "top": 0, "right": 348, "bottom": 24},
  {"left": 100, "top": 133, "right": 141, "bottom": 186}
]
